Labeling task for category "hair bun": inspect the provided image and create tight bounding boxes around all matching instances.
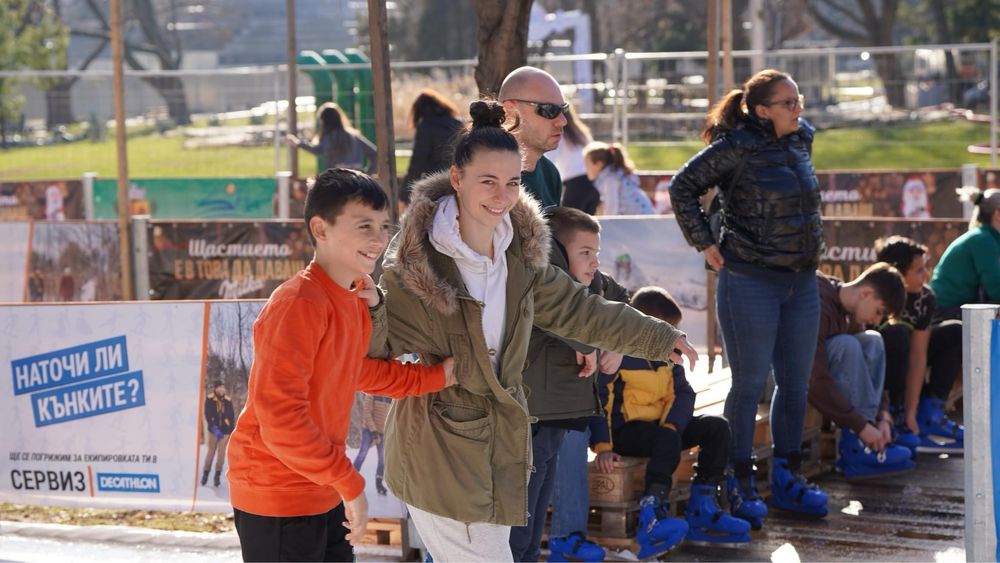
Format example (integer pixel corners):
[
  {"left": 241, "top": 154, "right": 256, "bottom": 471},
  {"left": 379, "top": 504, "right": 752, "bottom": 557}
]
[{"left": 469, "top": 100, "right": 506, "bottom": 129}]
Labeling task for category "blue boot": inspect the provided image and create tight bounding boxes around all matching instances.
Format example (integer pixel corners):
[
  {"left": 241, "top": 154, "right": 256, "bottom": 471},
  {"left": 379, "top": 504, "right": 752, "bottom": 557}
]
[
  {"left": 636, "top": 491, "right": 688, "bottom": 560},
  {"left": 916, "top": 396, "right": 963, "bottom": 454},
  {"left": 547, "top": 531, "right": 605, "bottom": 562},
  {"left": 726, "top": 472, "right": 767, "bottom": 530},
  {"left": 837, "top": 428, "right": 915, "bottom": 480},
  {"left": 685, "top": 482, "right": 751, "bottom": 544},
  {"left": 769, "top": 456, "right": 828, "bottom": 517}
]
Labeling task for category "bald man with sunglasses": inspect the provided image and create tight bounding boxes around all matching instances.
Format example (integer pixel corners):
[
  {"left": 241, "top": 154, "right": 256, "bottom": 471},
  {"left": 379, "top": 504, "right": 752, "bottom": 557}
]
[{"left": 500, "top": 66, "right": 570, "bottom": 208}]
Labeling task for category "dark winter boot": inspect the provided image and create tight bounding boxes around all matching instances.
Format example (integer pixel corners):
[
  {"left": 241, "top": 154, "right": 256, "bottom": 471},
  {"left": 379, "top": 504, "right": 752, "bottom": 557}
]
[
  {"left": 213, "top": 471, "right": 222, "bottom": 487},
  {"left": 200, "top": 470, "right": 209, "bottom": 486},
  {"left": 375, "top": 477, "right": 387, "bottom": 496}
]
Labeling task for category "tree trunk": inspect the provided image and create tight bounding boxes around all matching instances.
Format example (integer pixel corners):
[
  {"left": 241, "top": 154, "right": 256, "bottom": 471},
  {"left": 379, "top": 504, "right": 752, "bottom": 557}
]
[
  {"left": 45, "top": 79, "right": 76, "bottom": 127},
  {"left": 471, "top": 0, "right": 535, "bottom": 96},
  {"left": 873, "top": 52, "right": 905, "bottom": 108},
  {"left": 140, "top": 74, "right": 191, "bottom": 125}
]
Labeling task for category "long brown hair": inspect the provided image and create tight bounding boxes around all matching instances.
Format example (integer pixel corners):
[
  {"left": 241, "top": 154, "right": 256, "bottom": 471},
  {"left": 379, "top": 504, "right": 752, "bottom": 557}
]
[
  {"left": 407, "top": 88, "right": 460, "bottom": 129},
  {"left": 700, "top": 69, "right": 793, "bottom": 143},
  {"left": 562, "top": 103, "right": 593, "bottom": 147},
  {"left": 584, "top": 141, "right": 634, "bottom": 175}
]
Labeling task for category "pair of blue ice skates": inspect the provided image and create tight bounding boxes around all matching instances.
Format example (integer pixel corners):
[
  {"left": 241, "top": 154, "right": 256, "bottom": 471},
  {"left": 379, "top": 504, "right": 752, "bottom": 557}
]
[
  {"left": 893, "top": 397, "right": 964, "bottom": 456},
  {"left": 632, "top": 482, "right": 751, "bottom": 560},
  {"left": 837, "top": 427, "right": 915, "bottom": 480},
  {"left": 727, "top": 456, "right": 829, "bottom": 529}
]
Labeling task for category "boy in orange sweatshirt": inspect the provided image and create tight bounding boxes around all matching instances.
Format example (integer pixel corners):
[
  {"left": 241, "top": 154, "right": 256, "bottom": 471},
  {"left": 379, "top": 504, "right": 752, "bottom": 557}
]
[{"left": 226, "top": 168, "right": 455, "bottom": 562}]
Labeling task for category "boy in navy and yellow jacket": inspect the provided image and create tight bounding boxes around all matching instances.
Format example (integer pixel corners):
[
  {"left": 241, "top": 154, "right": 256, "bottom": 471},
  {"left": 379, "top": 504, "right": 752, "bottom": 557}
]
[{"left": 592, "top": 287, "right": 750, "bottom": 555}]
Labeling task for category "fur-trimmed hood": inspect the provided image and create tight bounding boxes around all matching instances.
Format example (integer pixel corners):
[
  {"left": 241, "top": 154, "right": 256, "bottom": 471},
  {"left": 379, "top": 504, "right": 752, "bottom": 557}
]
[{"left": 384, "top": 171, "right": 551, "bottom": 315}]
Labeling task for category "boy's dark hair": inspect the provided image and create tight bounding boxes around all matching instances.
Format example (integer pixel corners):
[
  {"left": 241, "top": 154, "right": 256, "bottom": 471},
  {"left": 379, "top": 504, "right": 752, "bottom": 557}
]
[
  {"left": 547, "top": 206, "right": 600, "bottom": 247},
  {"left": 303, "top": 168, "right": 388, "bottom": 246},
  {"left": 630, "top": 286, "right": 682, "bottom": 326},
  {"left": 452, "top": 100, "right": 520, "bottom": 169},
  {"left": 874, "top": 236, "right": 927, "bottom": 274},
  {"left": 855, "top": 262, "right": 906, "bottom": 316}
]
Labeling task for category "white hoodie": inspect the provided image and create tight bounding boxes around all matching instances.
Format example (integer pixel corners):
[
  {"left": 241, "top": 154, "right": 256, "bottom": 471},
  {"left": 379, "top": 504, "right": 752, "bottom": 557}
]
[{"left": 428, "top": 195, "right": 513, "bottom": 375}]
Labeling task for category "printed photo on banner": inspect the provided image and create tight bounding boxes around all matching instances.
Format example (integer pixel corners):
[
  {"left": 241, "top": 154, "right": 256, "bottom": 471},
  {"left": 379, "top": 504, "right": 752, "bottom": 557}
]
[
  {"left": 28, "top": 222, "right": 123, "bottom": 302},
  {"left": 816, "top": 170, "right": 965, "bottom": 219},
  {"left": 0, "top": 302, "right": 205, "bottom": 511},
  {"left": 346, "top": 389, "right": 407, "bottom": 518},
  {"left": 194, "top": 301, "right": 262, "bottom": 511},
  {"left": 597, "top": 216, "right": 707, "bottom": 351},
  {"left": 148, "top": 221, "right": 313, "bottom": 300},
  {"left": 0, "top": 222, "right": 30, "bottom": 302},
  {"left": 820, "top": 218, "right": 965, "bottom": 281},
  {"left": 0, "top": 180, "right": 85, "bottom": 221}
]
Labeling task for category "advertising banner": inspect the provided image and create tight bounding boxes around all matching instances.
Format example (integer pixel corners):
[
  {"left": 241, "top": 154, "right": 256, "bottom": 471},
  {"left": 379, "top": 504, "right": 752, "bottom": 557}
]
[
  {"left": 93, "top": 178, "right": 277, "bottom": 220},
  {"left": 1, "top": 300, "right": 416, "bottom": 517},
  {"left": 1, "top": 302, "right": 207, "bottom": 510},
  {"left": 0, "top": 222, "right": 30, "bottom": 302},
  {"left": 815, "top": 170, "right": 965, "bottom": 219},
  {"left": 598, "top": 216, "right": 708, "bottom": 351},
  {"left": 148, "top": 221, "right": 312, "bottom": 300},
  {"left": 27, "top": 222, "right": 123, "bottom": 302},
  {"left": 0, "top": 180, "right": 85, "bottom": 221},
  {"left": 819, "top": 218, "right": 966, "bottom": 281}
]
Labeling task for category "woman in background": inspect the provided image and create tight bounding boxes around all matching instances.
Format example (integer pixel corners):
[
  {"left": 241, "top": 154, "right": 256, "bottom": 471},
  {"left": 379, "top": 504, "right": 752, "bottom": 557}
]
[
  {"left": 286, "top": 102, "right": 377, "bottom": 174},
  {"left": 548, "top": 104, "right": 599, "bottom": 214},
  {"left": 401, "top": 89, "right": 463, "bottom": 211}
]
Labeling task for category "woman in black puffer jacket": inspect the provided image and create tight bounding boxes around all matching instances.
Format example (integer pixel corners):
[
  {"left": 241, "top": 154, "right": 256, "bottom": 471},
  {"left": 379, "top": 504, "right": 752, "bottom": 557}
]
[{"left": 669, "top": 69, "right": 826, "bottom": 528}]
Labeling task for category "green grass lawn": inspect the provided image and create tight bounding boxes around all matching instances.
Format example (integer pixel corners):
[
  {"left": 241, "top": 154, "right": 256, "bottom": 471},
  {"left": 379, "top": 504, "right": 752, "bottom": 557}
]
[{"left": 0, "top": 120, "right": 995, "bottom": 181}]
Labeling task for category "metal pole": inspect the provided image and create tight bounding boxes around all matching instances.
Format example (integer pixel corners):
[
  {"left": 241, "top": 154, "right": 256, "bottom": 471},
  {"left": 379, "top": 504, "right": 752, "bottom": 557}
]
[
  {"left": 273, "top": 66, "right": 282, "bottom": 175},
  {"left": 367, "top": 0, "right": 399, "bottom": 225},
  {"left": 277, "top": 171, "right": 292, "bottom": 219},
  {"left": 963, "top": 304, "right": 999, "bottom": 562},
  {"left": 286, "top": 0, "right": 299, "bottom": 178},
  {"left": 721, "top": 0, "right": 734, "bottom": 93},
  {"left": 705, "top": 0, "right": 720, "bottom": 372},
  {"left": 620, "top": 50, "right": 629, "bottom": 148},
  {"left": 110, "top": 0, "right": 133, "bottom": 300},
  {"left": 990, "top": 38, "right": 997, "bottom": 168},
  {"left": 131, "top": 215, "right": 151, "bottom": 300},
  {"left": 82, "top": 172, "right": 96, "bottom": 221}
]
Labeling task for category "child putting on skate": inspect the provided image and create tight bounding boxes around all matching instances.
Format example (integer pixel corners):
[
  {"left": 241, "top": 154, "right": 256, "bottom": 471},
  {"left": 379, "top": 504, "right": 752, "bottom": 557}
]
[{"left": 593, "top": 287, "right": 751, "bottom": 559}]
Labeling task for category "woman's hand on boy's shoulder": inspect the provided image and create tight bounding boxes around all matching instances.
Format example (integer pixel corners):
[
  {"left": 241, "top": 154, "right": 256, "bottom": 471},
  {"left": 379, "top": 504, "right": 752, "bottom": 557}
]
[{"left": 670, "top": 336, "right": 698, "bottom": 371}]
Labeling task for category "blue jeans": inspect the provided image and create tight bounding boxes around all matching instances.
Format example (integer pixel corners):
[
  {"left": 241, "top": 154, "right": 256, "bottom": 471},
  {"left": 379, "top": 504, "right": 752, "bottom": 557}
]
[
  {"left": 353, "top": 429, "right": 385, "bottom": 478},
  {"left": 549, "top": 428, "right": 590, "bottom": 538},
  {"left": 509, "top": 425, "right": 566, "bottom": 562},
  {"left": 718, "top": 267, "right": 819, "bottom": 462},
  {"left": 825, "top": 331, "right": 886, "bottom": 422}
]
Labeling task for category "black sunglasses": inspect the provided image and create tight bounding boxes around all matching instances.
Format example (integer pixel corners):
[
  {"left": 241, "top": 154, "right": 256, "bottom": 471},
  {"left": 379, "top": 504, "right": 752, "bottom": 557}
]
[{"left": 512, "top": 99, "right": 570, "bottom": 120}]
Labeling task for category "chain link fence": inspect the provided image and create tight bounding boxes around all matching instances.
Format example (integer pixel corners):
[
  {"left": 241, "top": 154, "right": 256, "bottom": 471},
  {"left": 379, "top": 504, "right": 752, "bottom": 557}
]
[{"left": 0, "top": 42, "right": 995, "bottom": 180}]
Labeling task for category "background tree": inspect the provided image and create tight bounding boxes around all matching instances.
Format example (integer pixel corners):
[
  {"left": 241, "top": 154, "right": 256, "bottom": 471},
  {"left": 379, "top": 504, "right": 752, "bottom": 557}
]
[
  {"left": 807, "top": 0, "right": 906, "bottom": 107},
  {"left": 0, "top": 0, "right": 68, "bottom": 146},
  {"left": 70, "top": 0, "right": 191, "bottom": 125},
  {"left": 471, "top": 0, "right": 534, "bottom": 95}
]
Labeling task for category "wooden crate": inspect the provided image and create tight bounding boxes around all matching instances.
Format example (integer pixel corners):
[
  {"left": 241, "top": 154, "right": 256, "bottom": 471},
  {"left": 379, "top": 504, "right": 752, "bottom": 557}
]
[
  {"left": 360, "top": 518, "right": 402, "bottom": 546},
  {"left": 589, "top": 456, "right": 647, "bottom": 504},
  {"left": 587, "top": 502, "right": 639, "bottom": 538}
]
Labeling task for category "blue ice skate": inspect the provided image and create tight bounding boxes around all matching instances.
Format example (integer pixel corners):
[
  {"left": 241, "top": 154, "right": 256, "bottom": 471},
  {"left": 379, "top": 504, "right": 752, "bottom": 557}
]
[
  {"left": 726, "top": 473, "right": 767, "bottom": 530},
  {"left": 684, "top": 483, "right": 751, "bottom": 545},
  {"left": 636, "top": 493, "right": 688, "bottom": 560},
  {"left": 837, "top": 428, "right": 915, "bottom": 480},
  {"left": 916, "top": 396, "right": 963, "bottom": 454},
  {"left": 769, "top": 456, "right": 828, "bottom": 517},
  {"left": 547, "top": 531, "right": 605, "bottom": 562}
]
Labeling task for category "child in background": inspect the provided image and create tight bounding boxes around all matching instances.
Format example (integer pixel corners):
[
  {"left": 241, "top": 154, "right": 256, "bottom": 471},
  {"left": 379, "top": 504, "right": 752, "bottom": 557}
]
[
  {"left": 593, "top": 287, "right": 750, "bottom": 559},
  {"left": 583, "top": 141, "right": 655, "bottom": 215}
]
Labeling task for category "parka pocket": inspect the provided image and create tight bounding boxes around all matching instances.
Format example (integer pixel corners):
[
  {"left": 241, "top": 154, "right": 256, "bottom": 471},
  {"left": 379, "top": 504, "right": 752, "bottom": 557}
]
[{"left": 431, "top": 401, "right": 491, "bottom": 443}]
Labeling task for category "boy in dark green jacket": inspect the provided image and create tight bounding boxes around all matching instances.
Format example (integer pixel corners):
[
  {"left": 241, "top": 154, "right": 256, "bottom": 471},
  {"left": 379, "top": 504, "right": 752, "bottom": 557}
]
[{"left": 511, "top": 207, "right": 628, "bottom": 562}]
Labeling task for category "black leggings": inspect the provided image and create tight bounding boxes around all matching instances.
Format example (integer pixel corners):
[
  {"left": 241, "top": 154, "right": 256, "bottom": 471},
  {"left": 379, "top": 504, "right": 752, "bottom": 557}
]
[
  {"left": 880, "top": 320, "right": 962, "bottom": 405},
  {"left": 612, "top": 415, "right": 730, "bottom": 494},
  {"left": 234, "top": 504, "right": 353, "bottom": 562}
]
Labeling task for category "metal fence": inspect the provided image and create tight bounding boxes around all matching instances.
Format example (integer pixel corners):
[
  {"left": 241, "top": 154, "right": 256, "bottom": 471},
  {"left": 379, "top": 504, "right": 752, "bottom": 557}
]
[{"left": 0, "top": 41, "right": 996, "bottom": 180}]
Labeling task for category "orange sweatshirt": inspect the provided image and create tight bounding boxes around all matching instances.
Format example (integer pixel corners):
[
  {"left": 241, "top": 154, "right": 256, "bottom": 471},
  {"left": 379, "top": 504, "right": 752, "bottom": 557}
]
[{"left": 227, "top": 261, "right": 445, "bottom": 517}]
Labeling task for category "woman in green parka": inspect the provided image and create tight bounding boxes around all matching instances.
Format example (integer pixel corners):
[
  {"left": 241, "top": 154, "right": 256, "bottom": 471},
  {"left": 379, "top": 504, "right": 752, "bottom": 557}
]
[{"left": 370, "top": 100, "right": 696, "bottom": 562}]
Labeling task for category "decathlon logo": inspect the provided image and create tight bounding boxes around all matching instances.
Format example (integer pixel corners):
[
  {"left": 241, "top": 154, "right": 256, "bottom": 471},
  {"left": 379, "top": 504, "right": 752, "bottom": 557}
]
[{"left": 96, "top": 473, "right": 160, "bottom": 493}]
